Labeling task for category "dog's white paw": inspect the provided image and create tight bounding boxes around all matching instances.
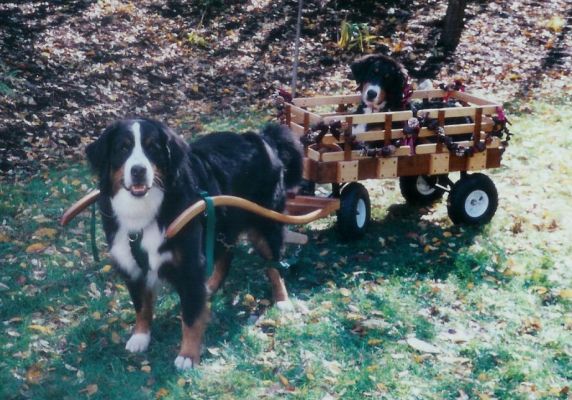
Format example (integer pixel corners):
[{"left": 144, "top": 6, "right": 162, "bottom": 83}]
[
  {"left": 276, "top": 300, "right": 295, "bottom": 313},
  {"left": 174, "top": 356, "right": 194, "bottom": 370},
  {"left": 125, "top": 332, "right": 150, "bottom": 353}
]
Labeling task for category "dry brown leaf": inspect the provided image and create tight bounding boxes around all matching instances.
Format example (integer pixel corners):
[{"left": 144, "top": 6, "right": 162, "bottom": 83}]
[
  {"left": 28, "top": 324, "right": 54, "bottom": 335},
  {"left": 33, "top": 227, "right": 57, "bottom": 239},
  {"left": 26, "top": 364, "right": 43, "bottom": 384},
  {"left": 26, "top": 243, "right": 47, "bottom": 253}
]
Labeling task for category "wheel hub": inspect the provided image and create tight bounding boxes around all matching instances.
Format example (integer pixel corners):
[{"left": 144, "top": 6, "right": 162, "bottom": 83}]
[
  {"left": 465, "top": 190, "right": 489, "bottom": 217},
  {"left": 416, "top": 176, "right": 436, "bottom": 196},
  {"left": 356, "top": 199, "right": 367, "bottom": 228}
]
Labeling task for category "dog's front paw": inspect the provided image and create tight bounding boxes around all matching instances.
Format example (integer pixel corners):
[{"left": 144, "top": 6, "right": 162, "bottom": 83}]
[
  {"left": 174, "top": 356, "right": 194, "bottom": 370},
  {"left": 125, "top": 332, "right": 150, "bottom": 353},
  {"left": 276, "top": 300, "right": 295, "bottom": 313}
]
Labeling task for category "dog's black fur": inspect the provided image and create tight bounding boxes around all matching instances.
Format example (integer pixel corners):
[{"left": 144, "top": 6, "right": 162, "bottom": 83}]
[{"left": 86, "top": 119, "right": 302, "bottom": 368}]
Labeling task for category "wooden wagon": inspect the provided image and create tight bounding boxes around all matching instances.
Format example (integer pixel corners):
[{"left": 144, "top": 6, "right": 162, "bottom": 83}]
[{"left": 280, "top": 88, "right": 510, "bottom": 238}]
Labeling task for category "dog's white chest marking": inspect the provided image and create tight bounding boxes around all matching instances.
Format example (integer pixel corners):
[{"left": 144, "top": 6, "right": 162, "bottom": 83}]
[{"left": 110, "top": 222, "right": 173, "bottom": 286}]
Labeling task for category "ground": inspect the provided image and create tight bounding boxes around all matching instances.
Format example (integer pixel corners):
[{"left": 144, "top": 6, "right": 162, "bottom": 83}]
[{"left": 1, "top": 0, "right": 571, "bottom": 399}]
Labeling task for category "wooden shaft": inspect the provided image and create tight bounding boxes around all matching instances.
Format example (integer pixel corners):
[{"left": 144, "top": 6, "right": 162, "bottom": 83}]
[
  {"left": 165, "top": 195, "right": 340, "bottom": 239},
  {"left": 60, "top": 190, "right": 100, "bottom": 226}
]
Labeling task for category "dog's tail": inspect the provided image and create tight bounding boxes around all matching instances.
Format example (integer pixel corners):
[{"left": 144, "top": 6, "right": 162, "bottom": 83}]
[{"left": 260, "top": 124, "right": 303, "bottom": 190}]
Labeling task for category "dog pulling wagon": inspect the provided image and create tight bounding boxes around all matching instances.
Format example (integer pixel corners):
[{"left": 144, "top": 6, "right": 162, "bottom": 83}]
[{"left": 62, "top": 88, "right": 509, "bottom": 243}]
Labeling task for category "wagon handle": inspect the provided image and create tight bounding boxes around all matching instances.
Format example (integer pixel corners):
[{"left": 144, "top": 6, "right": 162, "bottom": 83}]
[
  {"left": 60, "top": 190, "right": 101, "bottom": 227},
  {"left": 60, "top": 190, "right": 339, "bottom": 239},
  {"left": 166, "top": 195, "right": 339, "bottom": 239}
]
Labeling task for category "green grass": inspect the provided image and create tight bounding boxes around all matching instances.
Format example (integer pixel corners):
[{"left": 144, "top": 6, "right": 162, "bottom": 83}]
[{"left": 1, "top": 100, "right": 571, "bottom": 399}]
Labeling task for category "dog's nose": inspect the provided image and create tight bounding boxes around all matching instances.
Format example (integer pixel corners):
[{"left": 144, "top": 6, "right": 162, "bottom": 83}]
[
  {"left": 131, "top": 165, "right": 147, "bottom": 182},
  {"left": 366, "top": 89, "right": 377, "bottom": 100}
]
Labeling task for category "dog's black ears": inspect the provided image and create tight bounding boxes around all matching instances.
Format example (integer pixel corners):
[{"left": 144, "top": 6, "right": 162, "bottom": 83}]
[
  {"left": 350, "top": 55, "right": 371, "bottom": 84},
  {"left": 350, "top": 54, "right": 405, "bottom": 83},
  {"left": 146, "top": 119, "right": 189, "bottom": 177},
  {"left": 86, "top": 121, "right": 118, "bottom": 174}
]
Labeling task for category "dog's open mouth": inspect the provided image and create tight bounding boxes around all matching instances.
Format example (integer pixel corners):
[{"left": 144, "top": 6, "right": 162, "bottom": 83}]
[{"left": 129, "top": 184, "right": 150, "bottom": 197}]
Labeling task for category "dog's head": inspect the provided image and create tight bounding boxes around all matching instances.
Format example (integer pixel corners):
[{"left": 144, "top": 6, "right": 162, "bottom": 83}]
[
  {"left": 86, "top": 118, "right": 188, "bottom": 198},
  {"left": 350, "top": 54, "right": 408, "bottom": 111}
]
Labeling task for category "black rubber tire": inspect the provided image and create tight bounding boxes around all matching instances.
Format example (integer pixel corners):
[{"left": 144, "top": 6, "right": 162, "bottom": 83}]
[
  {"left": 337, "top": 182, "right": 371, "bottom": 240},
  {"left": 399, "top": 175, "right": 446, "bottom": 206},
  {"left": 447, "top": 173, "right": 498, "bottom": 225}
]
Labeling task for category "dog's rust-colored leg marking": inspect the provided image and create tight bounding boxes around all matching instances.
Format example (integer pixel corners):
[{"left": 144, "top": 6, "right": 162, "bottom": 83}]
[
  {"left": 247, "top": 230, "right": 274, "bottom": 260},
  {"left": 178, "top": 305, "right": 210, "bottom": 367},
  {"left": 134, "top": 289, "right": 155, "bottom": 334},
  {"left": 266, "top": 267, "right": 289, "bottom": 303},
  {"left": 205, "top": 251, "right": 232, "bottom": 296}
]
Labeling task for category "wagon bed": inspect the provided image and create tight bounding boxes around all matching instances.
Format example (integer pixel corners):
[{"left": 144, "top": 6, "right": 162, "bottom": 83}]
[{"left": 280, "top": 88, "right": 510, "bottom": 236}]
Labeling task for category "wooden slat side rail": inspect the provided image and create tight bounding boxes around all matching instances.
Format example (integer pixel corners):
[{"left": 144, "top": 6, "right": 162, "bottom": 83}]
[
  {"left": 290, "top": 122, "right": 305, "bottom": 136},
  {"left": 292, "top": 95, "right": 361, "bottom": 107},
  {"left": 323, "top": 110, "right": 412, "bottom": 125},
  {"left": 421, "top": 106, "right": 497, "bottom": 119},
  {"left": 452, "top": 91, "right": 500, "bottom": 107},
  {"left": 166, "top": 195, "right": 340, "bottom": 239},
  {"left": 288, "top": 104, "right": 322, "bottom": 125},
  {"left": 409, "top": 89, "right": 447, "bottom": 99},
  {"left": 60, "top": 190, "right": 101, "bottom": 226},
  {"left": 321, "top": 121, "right": 494, "bottom": 144}
]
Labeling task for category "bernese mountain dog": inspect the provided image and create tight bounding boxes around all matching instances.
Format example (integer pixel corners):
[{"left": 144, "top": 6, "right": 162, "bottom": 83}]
[
  {"left": 86, "top": 118, "right": 302, "bottom": 370},
  {"left": 350, "top": 54, "right": 410, "bottom": 134}
]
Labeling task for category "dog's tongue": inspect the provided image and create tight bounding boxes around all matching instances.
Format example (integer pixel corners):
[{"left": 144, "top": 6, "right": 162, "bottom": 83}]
[{"left": 130, "top": 185, "right": 148, "bottom": 197}]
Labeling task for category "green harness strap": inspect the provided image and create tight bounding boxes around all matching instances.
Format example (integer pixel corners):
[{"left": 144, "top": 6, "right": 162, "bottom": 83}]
[
  {"left": 90, "top": 202, "right": 100, "bottom": 262},
  {"left": 199, "top": 191, "right": 216, "bottom": 278}
]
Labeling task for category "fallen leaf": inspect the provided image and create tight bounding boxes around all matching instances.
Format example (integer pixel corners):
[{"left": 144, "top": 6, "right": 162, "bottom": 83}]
[
  {"left": 156, "top": 388, "right": 169, "bottom": 399},
  {"left": 406, "top": 337, "right": 441, "bottom": 354},
  {"left": 546, "top": 16, "right": 565, "bottom": 32},
  {"left": 111, "top": 331, "right": 121, "bottom": 344},
  {"left": 558, "top": 289, "right": 572, "bottom": 300},
  {"left": 141, "top": 365, "right": 151, "bottom": 373},
  {"left": 100, "top": 264, "right": 113, "bottom": 273},
  {"left": 26, "top": 364, "right": 43, "bottom": 384},
  {"left": 277, "top": 373, "right": 289, "bottom": 387},
  {"left": 28, "top": 324, "right": 54, "bottom": 335},
  {"left": 80, "top": 384, "right": 98, "bottom": 396},
  {"left": 26, "top": 243, "right": 47, "bottom": 253},
  {"left": 339, "top": 288, "right": 351, "bottom": 297},
  {"left": 33, "top": 227, "right": 57, "bottom": 239}
]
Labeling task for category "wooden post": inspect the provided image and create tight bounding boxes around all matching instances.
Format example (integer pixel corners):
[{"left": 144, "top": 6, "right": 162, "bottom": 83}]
[
  {"left": 285, "top": 104, "right": 291, "bottom": 127},
  {"left": 384, "top": 113, "right": 393, "bottom": 146},
  {"left": 437, "top": 110, "right": 446, "bottom": 153},
  {"left": 344, "top": 117, "right": 353, "bottom": 161},
  {"left": 473, "top": 107, "right": 483, "bottom": 149}
]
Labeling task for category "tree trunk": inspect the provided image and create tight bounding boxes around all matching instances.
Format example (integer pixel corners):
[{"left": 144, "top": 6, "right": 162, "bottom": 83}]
[{"left": 440, "top": 0, "right": 468, "bottom": 51}]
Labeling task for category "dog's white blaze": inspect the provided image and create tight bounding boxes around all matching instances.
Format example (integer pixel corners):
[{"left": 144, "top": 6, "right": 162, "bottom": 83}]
[{"left": 123, "top": 121, "right": 154, "bottom": 189}]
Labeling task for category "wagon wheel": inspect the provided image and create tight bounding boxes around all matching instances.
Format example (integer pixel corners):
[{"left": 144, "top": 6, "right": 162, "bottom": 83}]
[
  {"left": 337, "top": 182, "right": 371, "bottom": 239},
  {"left": 447, "top": 173, "right": 498, "bottom": 225},
  {"left": 399, "top": 175, "right": 447, "bottom": 206}
]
